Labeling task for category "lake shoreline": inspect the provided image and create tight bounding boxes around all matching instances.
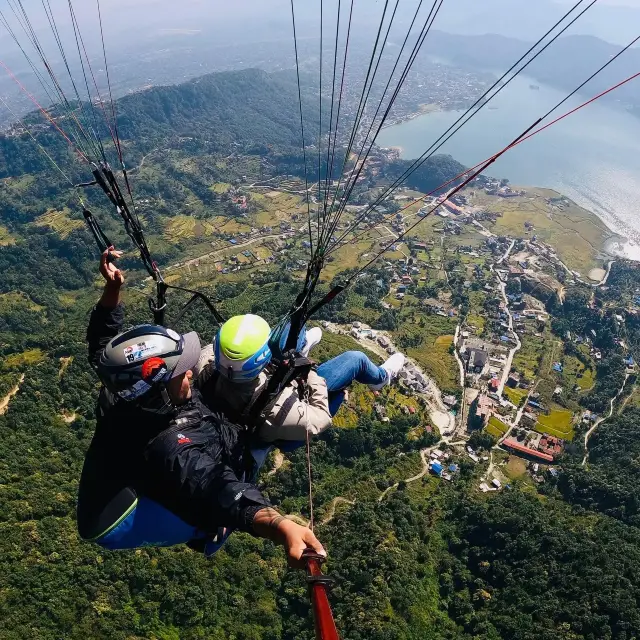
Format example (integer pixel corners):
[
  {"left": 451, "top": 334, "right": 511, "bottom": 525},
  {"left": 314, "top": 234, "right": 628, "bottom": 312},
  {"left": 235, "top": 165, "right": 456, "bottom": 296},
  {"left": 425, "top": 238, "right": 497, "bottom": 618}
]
[{"left": 377, "top": 76, "right": 640, "bottom": 262}]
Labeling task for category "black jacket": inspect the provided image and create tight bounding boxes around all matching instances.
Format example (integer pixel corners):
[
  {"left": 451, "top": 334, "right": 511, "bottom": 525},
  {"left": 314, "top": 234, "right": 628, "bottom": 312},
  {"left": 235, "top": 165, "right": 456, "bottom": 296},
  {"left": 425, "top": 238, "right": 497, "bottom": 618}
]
[{"left": 77, "top": 302, "right": 271, "bottom": 541}]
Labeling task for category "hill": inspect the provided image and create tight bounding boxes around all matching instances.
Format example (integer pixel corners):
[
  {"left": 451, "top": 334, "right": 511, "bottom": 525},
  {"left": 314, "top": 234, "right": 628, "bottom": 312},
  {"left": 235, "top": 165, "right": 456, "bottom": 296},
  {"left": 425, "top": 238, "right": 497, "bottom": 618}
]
[{"left": 426, "top": 31, "right": 640, "bottom": 114}]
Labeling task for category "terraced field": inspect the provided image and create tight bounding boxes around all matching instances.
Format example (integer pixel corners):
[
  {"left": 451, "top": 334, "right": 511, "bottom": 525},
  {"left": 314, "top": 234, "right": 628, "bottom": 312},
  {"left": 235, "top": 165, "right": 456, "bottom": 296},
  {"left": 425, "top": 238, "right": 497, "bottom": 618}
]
[{"left": 34, "top": 208, "right": 83, "bottom": 239}]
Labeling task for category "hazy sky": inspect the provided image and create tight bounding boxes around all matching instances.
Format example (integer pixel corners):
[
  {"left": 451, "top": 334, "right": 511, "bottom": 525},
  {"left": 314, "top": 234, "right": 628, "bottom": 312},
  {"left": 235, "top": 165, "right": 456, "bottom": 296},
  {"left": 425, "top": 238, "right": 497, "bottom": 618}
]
[{"left": 0, "top": 0, "right": 637, "bottom": 68}]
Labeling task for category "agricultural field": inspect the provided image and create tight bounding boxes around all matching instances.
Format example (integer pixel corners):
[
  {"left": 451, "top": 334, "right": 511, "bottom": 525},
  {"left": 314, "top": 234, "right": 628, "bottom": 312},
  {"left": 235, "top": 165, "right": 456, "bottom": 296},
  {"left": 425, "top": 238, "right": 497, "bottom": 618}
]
[
  {"left": 486, "top": 416, "right": 510, "bottom": 439},
  {"left": 251, "top": 190, "right": 305, "bottom": 221},
  {"left": 503, "top": 385, "right": 528, "bottom": 406},
  {"left": 163, "top": 215, "right": 218, "bottom": 241},
  {"left": 208, "top": 216, "right": 252, "bottom": 235},
  {"left": 34, "top": 208, "right": 83, "bottom": 239},
  {"left": 471, "top": 187, "right": 614, "bottom": 275},
  {"left": 535, "top": 406, "right": 575, "bottom": 441}
]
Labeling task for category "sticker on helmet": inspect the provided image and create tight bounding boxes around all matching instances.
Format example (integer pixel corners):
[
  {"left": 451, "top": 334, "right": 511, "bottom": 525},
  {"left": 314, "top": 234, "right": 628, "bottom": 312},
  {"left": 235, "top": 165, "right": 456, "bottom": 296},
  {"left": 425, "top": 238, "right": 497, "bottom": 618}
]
[{"left": 124, "top": 341, "right": 162, "bottom": 364}]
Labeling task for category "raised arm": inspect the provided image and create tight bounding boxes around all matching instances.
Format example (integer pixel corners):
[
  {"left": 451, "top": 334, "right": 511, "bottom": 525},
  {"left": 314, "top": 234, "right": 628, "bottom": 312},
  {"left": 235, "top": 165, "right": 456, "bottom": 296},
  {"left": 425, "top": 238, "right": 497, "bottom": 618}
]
[{"left": 87, "top": 247, "right": 125, "bottom": 370}]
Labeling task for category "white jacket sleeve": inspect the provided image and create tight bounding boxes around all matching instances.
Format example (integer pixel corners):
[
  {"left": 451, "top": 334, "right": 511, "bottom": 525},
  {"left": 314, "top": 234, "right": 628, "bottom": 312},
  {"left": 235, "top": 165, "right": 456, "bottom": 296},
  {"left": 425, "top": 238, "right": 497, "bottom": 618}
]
[{"left": 258, "top": 371, "right": 333, "bottom": 442}]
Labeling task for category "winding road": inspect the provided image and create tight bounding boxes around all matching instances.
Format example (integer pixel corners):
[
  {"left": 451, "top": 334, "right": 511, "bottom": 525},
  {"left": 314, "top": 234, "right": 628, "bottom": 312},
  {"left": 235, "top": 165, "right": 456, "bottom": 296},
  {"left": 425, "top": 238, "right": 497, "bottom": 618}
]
[
  {"left": 378, "top": 448, "right": 431, "bottom": 502},
  {"left": 582, "top": 373, "right": 630, "bottom": 466}
]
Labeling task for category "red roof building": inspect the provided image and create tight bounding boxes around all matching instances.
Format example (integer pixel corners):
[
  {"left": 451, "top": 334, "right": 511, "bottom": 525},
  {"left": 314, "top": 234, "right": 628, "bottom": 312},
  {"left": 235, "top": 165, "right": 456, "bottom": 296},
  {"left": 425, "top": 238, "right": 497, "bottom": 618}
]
[
  {"left": 503, "top": 439, "right": 554, "bottom": 462},
  {"left": 442, "top": 199, "right": 463, "bottom": 215},
  {"left": 539, "top": 435, "right": 564, "bottom": 455}
]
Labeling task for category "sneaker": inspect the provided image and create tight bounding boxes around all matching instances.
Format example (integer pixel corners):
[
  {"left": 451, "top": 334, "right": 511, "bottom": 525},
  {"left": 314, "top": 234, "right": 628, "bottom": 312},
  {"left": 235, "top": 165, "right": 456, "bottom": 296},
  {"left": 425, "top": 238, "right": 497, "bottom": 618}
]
[
  {"left": 300, "top": 327, "right": 323, "bottom": 357},
  {"left": 369, "top": 353, "right": 406, "bottom": 391}
]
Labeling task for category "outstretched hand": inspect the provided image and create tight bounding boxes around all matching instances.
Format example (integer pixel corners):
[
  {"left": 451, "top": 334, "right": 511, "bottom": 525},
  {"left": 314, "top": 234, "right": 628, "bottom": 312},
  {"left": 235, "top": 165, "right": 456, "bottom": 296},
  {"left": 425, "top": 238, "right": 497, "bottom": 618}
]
[
  {"left": 253, "top": 508, "right": 326, "bottom": 570},
  {"left": 100, "top": 246, "right": 124, "bottom": 287},
  {"left": 280, "top": 520, "right": 326, "bottom": 570}
]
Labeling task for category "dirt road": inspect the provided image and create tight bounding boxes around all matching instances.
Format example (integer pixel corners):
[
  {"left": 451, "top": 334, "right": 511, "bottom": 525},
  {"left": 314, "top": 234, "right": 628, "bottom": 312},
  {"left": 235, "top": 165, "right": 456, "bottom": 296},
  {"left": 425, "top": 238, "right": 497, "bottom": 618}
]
[{"left": 0, "top": 374, "right": 25, "bottom": 416}]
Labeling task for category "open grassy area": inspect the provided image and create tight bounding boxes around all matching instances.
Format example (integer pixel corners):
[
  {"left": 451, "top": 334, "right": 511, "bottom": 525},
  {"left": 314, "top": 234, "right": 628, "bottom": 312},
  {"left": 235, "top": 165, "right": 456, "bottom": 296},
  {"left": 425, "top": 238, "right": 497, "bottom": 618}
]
[
  {"left": 3, "top": 174, "right": 35, "bottom": 193},
  {"left": 400, "top": 317, "right": 459, "bottom": 394},
  {"left": 0, "top": 292, "right": 43, "bottom": 313},
  {"left": 486, "top": 416, "right": 509, "bottom": 438},
  {"left": 2, "top": 349, "right": 45, "bottom": 370},
  {"left": 561, "top": 353, "right": 595, "bottom": 392},
  {"left": 473, "top": 187, "right": 613, "bottom": 275},
  {"left": 535, "top": 407, "right": 575, "bottom": 441},
  {"left": 0, "top": 224, "right": 16, "bottom": 246},
  {"left": 513, "top": 334, "right": 544, "bottom": 380},
  {"left": 505, "top": 455, "right": 528, "bottom": 480},
  {"left": 34, "top": 208, "right": 83, "bottom": 239},
  {"left": 210, "top": 182, "right": 231, "bottom": 194},
  {"left": 321, "top": 239, "right": 376, "bottom": 281}
]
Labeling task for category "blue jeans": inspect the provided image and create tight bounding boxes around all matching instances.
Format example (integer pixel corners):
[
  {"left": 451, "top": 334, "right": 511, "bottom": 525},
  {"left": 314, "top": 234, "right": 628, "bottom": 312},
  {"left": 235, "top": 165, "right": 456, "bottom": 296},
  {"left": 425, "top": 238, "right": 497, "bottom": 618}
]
[
  {"left": 273, "top": 323, "right": 387, "bottom": 415},
  {"left": 318, "top": 351, "right": 387, "bottom": 415}
]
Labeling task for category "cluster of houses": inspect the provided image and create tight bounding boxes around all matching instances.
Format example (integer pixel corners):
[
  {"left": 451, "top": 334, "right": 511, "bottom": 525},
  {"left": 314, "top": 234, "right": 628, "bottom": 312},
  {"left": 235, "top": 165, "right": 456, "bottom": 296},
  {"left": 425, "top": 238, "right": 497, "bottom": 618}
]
[{"left": 429, "top": 448, "right": 459, "bottom": 481}]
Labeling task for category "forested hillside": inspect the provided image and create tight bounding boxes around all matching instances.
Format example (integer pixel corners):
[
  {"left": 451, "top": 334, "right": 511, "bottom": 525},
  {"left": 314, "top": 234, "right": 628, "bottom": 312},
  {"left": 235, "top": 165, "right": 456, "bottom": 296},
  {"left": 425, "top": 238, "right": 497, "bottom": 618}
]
[{"left": 0, "top": 68, "right": 315, "bottom": 181}]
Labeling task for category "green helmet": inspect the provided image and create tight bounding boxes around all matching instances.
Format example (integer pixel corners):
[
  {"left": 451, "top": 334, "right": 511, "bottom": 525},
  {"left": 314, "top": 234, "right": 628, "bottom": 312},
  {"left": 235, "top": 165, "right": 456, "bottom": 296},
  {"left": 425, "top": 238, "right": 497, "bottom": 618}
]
[{"left": 215, "top": 314, "right": 272, "bottom": 381}]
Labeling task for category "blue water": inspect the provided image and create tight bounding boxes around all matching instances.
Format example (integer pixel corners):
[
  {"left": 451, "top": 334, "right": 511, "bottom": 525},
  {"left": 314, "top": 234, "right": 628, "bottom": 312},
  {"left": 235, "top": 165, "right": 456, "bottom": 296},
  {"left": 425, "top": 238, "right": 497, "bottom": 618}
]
[{"left": 377, "top": 74, "right": 640, "bottom": 241}]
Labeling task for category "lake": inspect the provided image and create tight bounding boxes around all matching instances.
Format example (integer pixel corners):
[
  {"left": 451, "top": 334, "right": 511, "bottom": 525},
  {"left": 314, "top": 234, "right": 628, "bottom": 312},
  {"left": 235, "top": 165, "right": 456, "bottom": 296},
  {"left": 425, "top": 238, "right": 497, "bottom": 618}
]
[{"left": 377, "top": 74, "right": 640, "bottom": 257}]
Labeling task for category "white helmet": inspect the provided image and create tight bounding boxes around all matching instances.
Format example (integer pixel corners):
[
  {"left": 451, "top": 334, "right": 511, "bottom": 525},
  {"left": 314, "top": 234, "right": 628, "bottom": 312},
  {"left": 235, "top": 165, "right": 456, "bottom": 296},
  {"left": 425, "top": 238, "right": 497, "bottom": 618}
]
[{"left": 97, "top": 324, "right": 201, "bottom": 412}]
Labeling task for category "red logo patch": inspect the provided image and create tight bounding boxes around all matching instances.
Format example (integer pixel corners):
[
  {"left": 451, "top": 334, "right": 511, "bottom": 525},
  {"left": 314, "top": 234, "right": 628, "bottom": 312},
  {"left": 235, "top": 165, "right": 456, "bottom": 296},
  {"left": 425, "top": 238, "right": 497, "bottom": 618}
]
[
  {"left": 142, "top": 357, "right": 167, "bottom": 381},
  {"left": 177, "top": 433, "right": 192, "bottom": 444}
]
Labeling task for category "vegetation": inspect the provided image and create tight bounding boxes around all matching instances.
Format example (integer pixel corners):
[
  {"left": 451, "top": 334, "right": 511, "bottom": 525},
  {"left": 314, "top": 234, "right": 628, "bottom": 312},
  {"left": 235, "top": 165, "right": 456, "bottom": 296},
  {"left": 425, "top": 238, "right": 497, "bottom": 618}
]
[{"left": 558, "top": 407, "right": 640, "bottom": 528}]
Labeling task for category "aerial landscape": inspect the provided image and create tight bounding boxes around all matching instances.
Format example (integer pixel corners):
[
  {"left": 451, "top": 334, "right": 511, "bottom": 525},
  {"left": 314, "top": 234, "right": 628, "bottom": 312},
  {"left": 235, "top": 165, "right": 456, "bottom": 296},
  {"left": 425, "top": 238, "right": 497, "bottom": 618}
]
[{"left": 1, "top": 0, "right": 640, "bottom": 638}]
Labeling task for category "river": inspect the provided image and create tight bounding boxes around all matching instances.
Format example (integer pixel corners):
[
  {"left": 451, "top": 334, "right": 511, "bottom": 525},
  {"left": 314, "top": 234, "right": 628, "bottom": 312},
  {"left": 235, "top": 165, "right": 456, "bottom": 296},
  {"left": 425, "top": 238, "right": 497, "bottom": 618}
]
[{"left": 377, "top": 74, "right": 640, "bottom": 259}]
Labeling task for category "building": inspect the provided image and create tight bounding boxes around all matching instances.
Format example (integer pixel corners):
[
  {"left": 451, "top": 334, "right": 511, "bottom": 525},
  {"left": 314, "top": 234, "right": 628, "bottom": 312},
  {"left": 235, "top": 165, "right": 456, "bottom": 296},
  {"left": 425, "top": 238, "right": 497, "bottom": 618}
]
[
  {"left": 442, "top": 199, "right": 463, "bottom": 215},
  {"left": 430, "top": 461, "right": 444, "bottom": 477},
  {"left": 466, "top": 349, "right": 489, "bottom": 373},
  {"left": 378, "top": 336, "right": 390, "bottom": 348},
  {"left": 503, "top": 439, "right": 554, "bottom": 462},
  {"left": 473, "top": 394, "right": 493, "bottom": 429},
  {"left": 443, "top": 395, "right": 458, "bottom": 407},
  {"left": 538, "top": 435, "right": 564, "bottom": 456}
]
